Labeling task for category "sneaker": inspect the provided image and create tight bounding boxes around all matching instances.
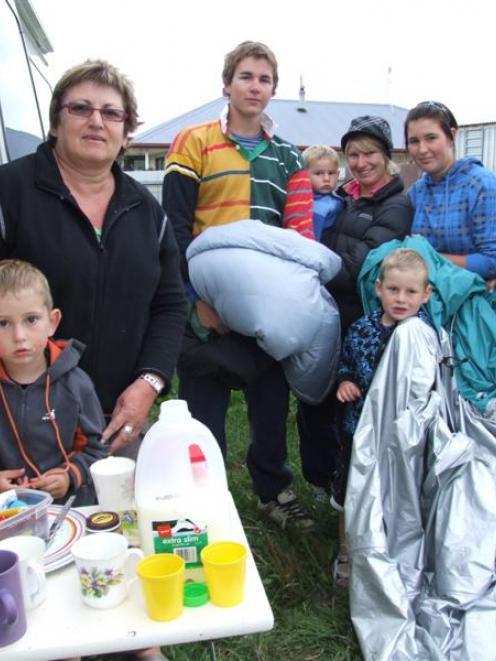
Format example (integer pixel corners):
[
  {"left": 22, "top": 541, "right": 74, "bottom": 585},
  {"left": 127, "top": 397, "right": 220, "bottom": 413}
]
[
  {"left": 329, "top": 494, "right": 344, "bottom": 513},
  {"left": 332, "top": 552, "right": 350, "bottom": 588},
  {"left": 312, "top": 485, "right": 331, "bottom": 504},
  {"left": 258, "top": 489, "right": 315, "bottom": 531}
]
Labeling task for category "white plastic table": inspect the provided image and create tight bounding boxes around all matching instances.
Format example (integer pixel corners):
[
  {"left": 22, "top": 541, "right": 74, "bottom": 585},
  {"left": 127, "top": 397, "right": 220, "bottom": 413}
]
[{"left": 0, "top": 495, "right": 274, "bottom": 660}]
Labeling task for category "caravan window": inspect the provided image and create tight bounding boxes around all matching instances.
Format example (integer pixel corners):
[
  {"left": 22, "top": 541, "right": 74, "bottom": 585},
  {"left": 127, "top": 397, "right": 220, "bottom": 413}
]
[{"left": 0, "top": 0, "right": 51, "bottom": 162}]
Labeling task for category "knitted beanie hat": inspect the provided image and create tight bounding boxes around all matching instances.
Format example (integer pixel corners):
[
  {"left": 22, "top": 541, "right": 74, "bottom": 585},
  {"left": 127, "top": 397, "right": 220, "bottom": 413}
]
[{"left": 341, "top": 116, "right": 393, "bottom": 158}]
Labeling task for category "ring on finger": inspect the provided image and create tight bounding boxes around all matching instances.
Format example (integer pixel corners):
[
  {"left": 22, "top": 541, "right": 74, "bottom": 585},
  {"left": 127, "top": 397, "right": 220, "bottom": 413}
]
[{"left": 123, "top": 424, "right": 133, "bottom": 434}]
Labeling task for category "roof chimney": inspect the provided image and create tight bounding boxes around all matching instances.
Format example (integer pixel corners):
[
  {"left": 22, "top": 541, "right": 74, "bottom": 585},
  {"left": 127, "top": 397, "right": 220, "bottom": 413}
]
[{"left": 297, "top": 75, "right": 307, "bottom": 113}]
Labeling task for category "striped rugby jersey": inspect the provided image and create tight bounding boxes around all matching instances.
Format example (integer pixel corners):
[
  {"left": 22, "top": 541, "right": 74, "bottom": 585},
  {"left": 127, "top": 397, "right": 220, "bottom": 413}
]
[{"left": 164, "top": 110, "right": 313, "bottom": 239}]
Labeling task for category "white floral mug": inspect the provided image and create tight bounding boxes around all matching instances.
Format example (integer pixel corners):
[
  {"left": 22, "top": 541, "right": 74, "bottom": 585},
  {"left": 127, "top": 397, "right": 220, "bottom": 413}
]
[{"left": 71, "top": 532, "right": 143, "bottom": 609}]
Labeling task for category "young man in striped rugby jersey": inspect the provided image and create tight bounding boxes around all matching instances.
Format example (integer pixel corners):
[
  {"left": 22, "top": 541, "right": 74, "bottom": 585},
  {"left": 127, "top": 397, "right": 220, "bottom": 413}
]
[{"left": 163, "top": 41, "right": 315, "bottom": 530}]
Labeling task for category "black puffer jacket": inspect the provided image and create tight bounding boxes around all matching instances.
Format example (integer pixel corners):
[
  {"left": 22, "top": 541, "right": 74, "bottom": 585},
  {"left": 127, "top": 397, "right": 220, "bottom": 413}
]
[
  {"left": 322, "top": 175, "right": 412, "bottom": 332},
  {"left": 0, "top": 143, "right": 188, "bottom": 413}
]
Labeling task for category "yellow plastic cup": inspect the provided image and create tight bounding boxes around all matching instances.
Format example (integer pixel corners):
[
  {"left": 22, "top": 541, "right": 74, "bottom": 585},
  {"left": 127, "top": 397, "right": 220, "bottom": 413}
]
[
  {"left": 136, "top": 553, "right": 185, "bottom": 621},
  {"left": 201, "top": 541, "right": 247, "bottom": 607}
]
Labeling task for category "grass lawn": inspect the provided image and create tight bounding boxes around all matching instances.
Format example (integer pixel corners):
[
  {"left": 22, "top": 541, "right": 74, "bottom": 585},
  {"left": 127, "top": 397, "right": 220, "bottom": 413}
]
[{"left": 89, "top": 389, "right": 361, "bottom": 661}]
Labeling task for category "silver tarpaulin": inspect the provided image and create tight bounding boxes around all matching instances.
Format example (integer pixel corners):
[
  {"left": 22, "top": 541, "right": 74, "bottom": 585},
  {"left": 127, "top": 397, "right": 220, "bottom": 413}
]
[{"left": 345, "top": 318, "right": 496, "bottom": 660}]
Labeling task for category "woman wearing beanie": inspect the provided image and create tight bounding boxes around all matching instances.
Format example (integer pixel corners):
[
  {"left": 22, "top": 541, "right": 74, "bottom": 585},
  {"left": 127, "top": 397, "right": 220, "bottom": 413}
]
[
  {"left": 324, "top": 115, "right": 413, "bottom": 329},
  {"left": 296, "top": 115, "right": 413, "bottom": 587},
  {"left": 405, "top": 101, "right": 496, "bottom": 287}
]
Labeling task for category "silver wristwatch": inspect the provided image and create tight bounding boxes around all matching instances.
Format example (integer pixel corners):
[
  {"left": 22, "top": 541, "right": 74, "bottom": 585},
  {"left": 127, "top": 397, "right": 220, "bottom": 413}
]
[{"left": 139, "top": 373, "right": 164, "bottom": 395}]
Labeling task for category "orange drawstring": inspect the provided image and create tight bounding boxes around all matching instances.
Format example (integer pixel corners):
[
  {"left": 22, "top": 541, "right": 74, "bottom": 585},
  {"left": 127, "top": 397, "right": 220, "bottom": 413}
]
[
  {"left": 43, "top": 374, "right": 72, "bottom": 473},
  {"left": 0, "top": 375, "right": 71, "bottom": 479}
]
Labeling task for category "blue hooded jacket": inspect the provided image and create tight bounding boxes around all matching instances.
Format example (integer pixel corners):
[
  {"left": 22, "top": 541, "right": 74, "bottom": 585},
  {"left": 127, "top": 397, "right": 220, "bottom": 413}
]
[
  {"left": 409, "top": 157, "right": 496, "bottom": 279},
  {"left": 312, "top": 192, "right": 343, "bottom": 242},
  {"left": 358, "top": 235, "right": 496, "bottom": 413}
]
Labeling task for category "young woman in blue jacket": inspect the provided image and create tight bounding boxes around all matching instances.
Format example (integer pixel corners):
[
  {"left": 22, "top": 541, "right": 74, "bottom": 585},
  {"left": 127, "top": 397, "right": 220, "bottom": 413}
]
[{"left": 405, "top": 101, "right": 496, "bottom": 287}]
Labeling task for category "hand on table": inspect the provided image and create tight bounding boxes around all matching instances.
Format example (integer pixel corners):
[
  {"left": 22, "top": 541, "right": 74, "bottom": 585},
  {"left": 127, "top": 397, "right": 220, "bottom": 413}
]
[
  {"left": 0, "top": 468, "right": 26, "bottom": 492},
  {"left": 196, "top": 300, "right": 229, "bottom": 335},
  {"left": 101, "top": 378, "right": 156, "bottom": 454},
  {"left": 336, "top": 380, "right": 361, "bottom": 403}
]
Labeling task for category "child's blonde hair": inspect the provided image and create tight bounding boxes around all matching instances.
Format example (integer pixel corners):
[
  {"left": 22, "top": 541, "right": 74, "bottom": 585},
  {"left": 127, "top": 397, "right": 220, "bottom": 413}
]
[
  {"left": 0, "top": 260, "right": 53, "bottom": 309},
  {"left": 379, "top": 249, "right": 429, "bottom": 286},
  {"left": 302, "top": 145, "right": 339, "bottom": 169}
]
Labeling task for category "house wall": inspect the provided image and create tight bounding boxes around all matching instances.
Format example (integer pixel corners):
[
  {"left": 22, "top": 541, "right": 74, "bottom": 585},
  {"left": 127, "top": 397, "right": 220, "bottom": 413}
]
[
  {"left": 456, "top": 124, "right": 496, "bottom": 172},
  {"left": 126, "top": 170, "right": 164, "bottom": 203},
  {"left": 124, "top": 145, "right": 411, "bottom": 174},
  {"left": 128, "top": 152, "right": 421, "bottom": 202},
  {"left": 126, "top": 125, "right": 496, "bottom": 196},
  {"left": 123, "top": 147, "right": 166, "bottom": 171}
]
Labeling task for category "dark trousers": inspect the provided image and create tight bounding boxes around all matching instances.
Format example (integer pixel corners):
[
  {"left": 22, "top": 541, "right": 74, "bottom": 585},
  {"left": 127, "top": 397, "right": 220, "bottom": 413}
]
[
  {"left": 177, "top": 361, "right": 292, "bottom": 502},
  {"left": 297, "top": 296, "right": 361, "bottom": 491},
  {"left": 333, "top": 431, "right": 353, "bottom": 507},
  {"left": 296, "top": 388, "right": 343, "bottom": 488}
]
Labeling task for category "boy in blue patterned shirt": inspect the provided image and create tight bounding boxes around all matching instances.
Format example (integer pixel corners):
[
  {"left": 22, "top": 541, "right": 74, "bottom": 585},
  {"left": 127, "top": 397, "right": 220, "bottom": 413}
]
[{"left": 332, "top": 248, "right": 432, "bottom": 586}]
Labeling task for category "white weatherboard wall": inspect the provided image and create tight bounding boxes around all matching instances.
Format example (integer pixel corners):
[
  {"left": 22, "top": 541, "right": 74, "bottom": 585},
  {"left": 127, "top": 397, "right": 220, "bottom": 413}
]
[
  {"left": 456, "top": 124, "right": 496, "bottom": 172},
  {"left": 126, "top": 170, "right": 164, "bottom": 203}
]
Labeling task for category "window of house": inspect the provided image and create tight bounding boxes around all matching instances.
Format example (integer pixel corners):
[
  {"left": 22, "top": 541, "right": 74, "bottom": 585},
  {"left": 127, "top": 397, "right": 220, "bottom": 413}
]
[{"left": 123, "top": 155, "right": 146, "bottom": 171}]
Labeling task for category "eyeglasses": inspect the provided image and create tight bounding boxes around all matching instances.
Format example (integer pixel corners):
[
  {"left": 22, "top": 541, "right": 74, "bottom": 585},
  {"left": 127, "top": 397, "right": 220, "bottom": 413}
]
[{"left": 59, "top": 102, "right": 127, "bottom": 123}]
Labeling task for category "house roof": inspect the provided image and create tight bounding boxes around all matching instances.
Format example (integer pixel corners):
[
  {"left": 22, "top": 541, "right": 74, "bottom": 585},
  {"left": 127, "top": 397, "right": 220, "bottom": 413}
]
[
  {"left": 6, "top": 128, "right": 42, "bottom": 161},
  {"left": 132, "top": 97, "right": 409, "bottom": 149}
]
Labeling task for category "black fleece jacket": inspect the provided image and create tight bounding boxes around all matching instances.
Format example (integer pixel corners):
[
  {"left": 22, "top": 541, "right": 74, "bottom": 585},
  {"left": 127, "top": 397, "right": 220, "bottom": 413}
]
[{"left": 0, "top": 143, "right": 187, "bottom": 413}]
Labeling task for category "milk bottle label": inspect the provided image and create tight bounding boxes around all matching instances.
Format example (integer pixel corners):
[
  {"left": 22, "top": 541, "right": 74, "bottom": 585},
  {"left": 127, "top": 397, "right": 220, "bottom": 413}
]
[{"left": 151, "top": 518, "right": 208, "bottom": 567}]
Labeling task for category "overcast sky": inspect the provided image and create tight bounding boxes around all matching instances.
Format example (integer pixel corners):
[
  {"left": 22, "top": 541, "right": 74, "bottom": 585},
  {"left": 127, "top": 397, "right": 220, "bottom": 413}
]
[{"left": 32, "top": 0, "right": 495, "bottom": 134}]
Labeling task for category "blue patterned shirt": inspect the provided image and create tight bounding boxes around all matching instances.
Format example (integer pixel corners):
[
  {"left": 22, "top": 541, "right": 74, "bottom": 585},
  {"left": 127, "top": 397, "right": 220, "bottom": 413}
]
[
  {"left": 409, "top": 158, "right": 496, "bottom": 279},
  {"left": 338, "top": 307, "right": 432, "bottom": 434}
]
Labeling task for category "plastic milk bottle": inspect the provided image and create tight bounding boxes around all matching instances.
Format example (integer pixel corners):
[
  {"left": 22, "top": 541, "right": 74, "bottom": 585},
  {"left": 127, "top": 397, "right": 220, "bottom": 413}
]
[{"left": 135, "top": 400, "right": 232, "bottom": 567}]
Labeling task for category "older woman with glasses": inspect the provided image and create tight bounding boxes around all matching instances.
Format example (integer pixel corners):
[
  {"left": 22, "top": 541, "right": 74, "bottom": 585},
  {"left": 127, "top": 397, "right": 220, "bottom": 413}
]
[
  {"left": 0, "top": 60, "right": 187, "bottom": 456},
  {"left": 405, "top": 101, "right": 496, "bottom": 287}
]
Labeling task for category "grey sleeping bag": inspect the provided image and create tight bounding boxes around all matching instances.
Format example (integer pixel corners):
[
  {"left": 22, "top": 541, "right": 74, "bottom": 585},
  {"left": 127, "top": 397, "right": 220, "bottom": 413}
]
[
  {"left": 346, "top": 318, "right": 496, "bottom": 660},
  {"left": 186, "top": 219, "right": 342, "bottom": 403}
]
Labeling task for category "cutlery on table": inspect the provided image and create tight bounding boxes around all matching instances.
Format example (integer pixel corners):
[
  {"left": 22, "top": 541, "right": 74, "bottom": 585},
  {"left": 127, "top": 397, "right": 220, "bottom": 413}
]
[{"left": 46, "top": 494, "right": 76, "bottom": 547}]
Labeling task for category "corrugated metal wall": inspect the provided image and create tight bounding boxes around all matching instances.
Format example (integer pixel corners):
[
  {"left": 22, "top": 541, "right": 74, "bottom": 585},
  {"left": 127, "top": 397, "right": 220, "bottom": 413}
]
[{"left": 456, "top": 124, "right": 496, "bottom": 172}]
